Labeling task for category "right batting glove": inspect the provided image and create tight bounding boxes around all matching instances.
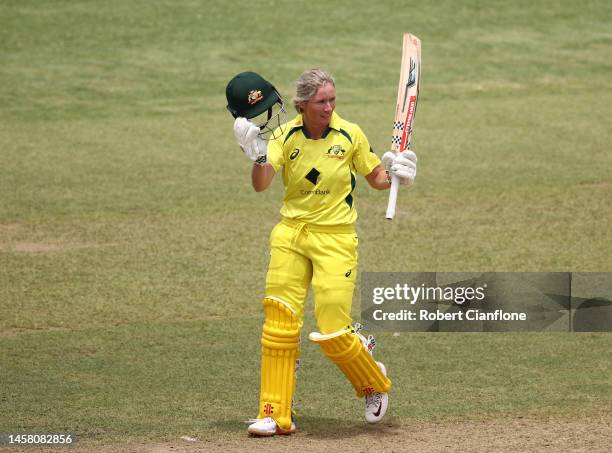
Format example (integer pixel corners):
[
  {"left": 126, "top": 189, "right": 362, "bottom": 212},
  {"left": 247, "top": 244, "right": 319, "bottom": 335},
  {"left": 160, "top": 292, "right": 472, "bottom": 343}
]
[
  {"left": 233, "top": 117, "right": 267, "bottom": 165},
  {"left": 382, "top": 151, "right": 417, "bottom": 186}
]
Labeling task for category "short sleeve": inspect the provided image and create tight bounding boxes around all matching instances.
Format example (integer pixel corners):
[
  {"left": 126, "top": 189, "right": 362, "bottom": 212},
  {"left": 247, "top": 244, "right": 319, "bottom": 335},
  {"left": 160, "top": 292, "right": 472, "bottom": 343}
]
[
  {"left": 352, "top": 126, "right": 381, "bottom": 176},
  {"left": 266, "top": 135, "right": 285, "bottom": 172}
]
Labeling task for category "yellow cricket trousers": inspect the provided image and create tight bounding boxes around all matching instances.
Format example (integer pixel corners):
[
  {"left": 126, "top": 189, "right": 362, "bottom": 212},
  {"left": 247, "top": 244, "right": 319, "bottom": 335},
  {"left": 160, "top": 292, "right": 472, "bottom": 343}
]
[{"left": 265, "top": 217, "right": 358, "bottom": 334}]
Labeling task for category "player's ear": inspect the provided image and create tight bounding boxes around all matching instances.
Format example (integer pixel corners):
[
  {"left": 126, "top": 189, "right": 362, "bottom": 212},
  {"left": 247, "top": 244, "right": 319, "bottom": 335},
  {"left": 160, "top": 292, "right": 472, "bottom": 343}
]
[{"left": 297, "top": 101, "right": 307, "bottom": 113}]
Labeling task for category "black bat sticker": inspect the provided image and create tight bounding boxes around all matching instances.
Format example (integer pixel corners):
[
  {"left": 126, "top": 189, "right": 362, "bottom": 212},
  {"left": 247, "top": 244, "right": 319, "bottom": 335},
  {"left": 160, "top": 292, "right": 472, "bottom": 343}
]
[{"left": 401, "top": 58, "right": 417, "bottom": 112}]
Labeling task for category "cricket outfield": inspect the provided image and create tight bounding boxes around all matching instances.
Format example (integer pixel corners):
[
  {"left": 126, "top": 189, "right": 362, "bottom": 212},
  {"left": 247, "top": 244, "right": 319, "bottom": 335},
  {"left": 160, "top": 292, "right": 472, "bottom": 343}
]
[{"left": 1, "top": 0, "right": 611, "bottom": 451}]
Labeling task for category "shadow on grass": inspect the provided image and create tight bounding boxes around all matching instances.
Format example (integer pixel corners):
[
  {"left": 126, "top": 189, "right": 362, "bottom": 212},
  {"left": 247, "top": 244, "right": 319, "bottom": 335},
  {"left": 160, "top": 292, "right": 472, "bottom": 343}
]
[
  {"left": 295, "top": 415, "right": 401, "bottom": 439},
  {"left": 210, "top": 416, "right": 401, "bottom": 440}
]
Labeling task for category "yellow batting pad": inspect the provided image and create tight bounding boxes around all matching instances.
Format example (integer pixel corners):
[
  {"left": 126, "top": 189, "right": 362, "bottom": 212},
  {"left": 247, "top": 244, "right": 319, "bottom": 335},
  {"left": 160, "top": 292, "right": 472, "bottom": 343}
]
[
  {"left": 309, "top": 330, "right": 391, "bottom": 397},
  {"left": 257, "top": 298, "right": 300, "bottom": 430}
]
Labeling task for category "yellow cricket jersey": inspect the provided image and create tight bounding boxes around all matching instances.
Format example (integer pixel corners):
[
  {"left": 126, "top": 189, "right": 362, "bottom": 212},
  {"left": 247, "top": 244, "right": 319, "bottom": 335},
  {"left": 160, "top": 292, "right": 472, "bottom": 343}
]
[{"left": 267, "top": 112, "right": 380, "bottom": 225}]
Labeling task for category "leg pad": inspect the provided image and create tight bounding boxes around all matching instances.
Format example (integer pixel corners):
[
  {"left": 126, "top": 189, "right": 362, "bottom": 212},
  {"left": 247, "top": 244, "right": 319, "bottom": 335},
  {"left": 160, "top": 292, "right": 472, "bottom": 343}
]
[
  {"left": 257, "top": 298, "right": 300, "bottom": 430},
  {"left": 309, "top": 329, "right": 391, "bottom": 397}
]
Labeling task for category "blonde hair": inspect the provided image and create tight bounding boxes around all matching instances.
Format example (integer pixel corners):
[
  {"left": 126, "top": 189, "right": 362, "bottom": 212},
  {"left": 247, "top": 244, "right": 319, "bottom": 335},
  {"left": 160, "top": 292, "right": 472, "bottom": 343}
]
[{"left": 292, "top": 69, "right": 335, "bottom": 113}]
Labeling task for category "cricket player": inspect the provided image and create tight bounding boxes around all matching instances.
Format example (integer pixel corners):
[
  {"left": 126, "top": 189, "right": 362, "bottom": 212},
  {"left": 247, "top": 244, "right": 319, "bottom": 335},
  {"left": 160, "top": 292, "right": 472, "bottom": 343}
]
[{"left": 226, "top": 70, "right": 417, "bottom": 436}]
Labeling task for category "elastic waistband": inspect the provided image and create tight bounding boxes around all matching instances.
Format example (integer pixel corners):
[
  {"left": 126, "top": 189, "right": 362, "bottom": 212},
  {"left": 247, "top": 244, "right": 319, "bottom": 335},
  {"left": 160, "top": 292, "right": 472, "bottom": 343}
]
[{"left": 281, "top": 217, "right": 355, "bottom": 234}]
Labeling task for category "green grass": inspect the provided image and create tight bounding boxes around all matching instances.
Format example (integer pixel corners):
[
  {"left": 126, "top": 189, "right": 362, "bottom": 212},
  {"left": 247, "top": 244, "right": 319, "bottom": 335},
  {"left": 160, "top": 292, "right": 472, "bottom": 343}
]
[
  {"left": 1, "top": 319, "right": 610, "bottom": 442},
  {"left": 1, "top": 0, "right": 611, "bottom": 446}
]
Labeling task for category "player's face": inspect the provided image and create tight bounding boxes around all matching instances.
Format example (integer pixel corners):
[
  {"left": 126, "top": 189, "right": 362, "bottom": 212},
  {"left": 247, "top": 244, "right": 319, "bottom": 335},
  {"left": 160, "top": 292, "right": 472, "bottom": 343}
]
[{"left": 301, "top": 82, "right": 336, "bottom": 132}]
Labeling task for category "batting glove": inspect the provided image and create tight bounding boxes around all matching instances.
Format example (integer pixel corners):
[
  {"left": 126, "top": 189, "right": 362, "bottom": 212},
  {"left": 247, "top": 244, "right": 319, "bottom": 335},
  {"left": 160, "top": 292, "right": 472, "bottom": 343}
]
[
  {"left": 382, "top": 151, "right": 417, "bottom": 186},
  {"left": 234, "top": 117, "right": 267, "bottom": 165}
]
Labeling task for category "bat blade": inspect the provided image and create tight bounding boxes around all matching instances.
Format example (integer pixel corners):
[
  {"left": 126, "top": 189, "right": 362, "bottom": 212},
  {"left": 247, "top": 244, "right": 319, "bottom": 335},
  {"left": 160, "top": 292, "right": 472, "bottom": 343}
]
[{"left": 386, "top": 33, "right": 421, "bottom": 220}]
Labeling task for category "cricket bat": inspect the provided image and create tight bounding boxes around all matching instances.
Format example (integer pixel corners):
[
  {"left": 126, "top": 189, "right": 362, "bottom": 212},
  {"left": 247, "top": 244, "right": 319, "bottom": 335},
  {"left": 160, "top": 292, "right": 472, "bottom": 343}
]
[{"left": 385, "top": 33, "right": 421, "bottom": 220}]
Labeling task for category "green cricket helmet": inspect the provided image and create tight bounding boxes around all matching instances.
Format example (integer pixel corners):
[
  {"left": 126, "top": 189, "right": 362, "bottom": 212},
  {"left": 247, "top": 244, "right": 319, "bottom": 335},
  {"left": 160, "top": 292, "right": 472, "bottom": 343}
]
[
  {"left": 226, "top": 71, "right": 286, "bottom": 139},
  {"left": 226, "top": 71, "right": 282, "bottom": 119}
]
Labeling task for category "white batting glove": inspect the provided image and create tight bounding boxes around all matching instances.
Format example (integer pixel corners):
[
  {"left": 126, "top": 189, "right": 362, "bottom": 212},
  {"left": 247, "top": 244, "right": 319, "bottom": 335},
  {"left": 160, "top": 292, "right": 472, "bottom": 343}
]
[
  {"left": 382, "top": 151, "right": 417, "bottom": 186},
  {"left": 233, "top": 117, "right": 267, "bottom": 164}
]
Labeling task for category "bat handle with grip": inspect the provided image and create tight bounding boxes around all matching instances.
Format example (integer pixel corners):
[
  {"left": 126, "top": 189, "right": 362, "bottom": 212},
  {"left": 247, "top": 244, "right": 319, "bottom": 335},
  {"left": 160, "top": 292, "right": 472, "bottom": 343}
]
[{"left": 385, "top": 174, "right": 400, "bottom": 220}]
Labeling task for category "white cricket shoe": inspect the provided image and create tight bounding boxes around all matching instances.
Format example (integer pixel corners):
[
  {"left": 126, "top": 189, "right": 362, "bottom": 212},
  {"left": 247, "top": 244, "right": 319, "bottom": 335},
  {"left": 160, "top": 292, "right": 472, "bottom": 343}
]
[
  {"left": 246, "top": 417, "right": 296, "bottom": 436},
  {"left": 365, "top": 362, "right": 389, "bottom": 423}
]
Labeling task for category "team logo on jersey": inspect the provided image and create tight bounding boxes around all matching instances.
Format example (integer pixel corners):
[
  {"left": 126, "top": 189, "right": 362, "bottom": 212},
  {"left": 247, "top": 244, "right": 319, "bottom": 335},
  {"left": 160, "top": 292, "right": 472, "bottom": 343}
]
[
  {"left": 247, "top": 90, "right": 263, "bottom": 105},
  {"left": 326, "top": 144, "right": 346, "bottom": 160},
  {"left": 290, "top": 148, "right": 300, "bottom": 160}
]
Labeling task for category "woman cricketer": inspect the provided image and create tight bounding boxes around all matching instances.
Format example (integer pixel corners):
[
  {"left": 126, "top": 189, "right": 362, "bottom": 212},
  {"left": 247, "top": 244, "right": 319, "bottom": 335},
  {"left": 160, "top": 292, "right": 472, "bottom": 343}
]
[{"left": 226, "top": 69, "right": 417, "bottom": 436}]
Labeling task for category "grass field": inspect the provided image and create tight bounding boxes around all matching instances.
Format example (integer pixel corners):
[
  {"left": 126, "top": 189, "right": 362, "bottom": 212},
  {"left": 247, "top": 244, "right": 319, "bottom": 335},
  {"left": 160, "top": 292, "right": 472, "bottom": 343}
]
[{"left": 1, "top": 0, "right": 611, "bottom": 450}]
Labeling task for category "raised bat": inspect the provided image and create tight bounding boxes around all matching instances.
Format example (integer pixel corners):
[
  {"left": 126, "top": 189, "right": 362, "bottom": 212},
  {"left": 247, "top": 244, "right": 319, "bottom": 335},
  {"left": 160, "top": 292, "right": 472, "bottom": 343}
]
[{"left": 385, "top": 33, "right": 421, "bottom": 220}]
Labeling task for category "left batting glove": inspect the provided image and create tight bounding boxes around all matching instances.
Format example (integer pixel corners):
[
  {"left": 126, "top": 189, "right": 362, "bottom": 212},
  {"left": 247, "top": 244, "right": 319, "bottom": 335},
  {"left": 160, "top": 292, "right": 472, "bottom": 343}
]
[
  {"left": 233, "top": 117, "right": 267, "bottom": 164},
  {"left": 382, "top": 151, "right": 417, "bottom": 186}
]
